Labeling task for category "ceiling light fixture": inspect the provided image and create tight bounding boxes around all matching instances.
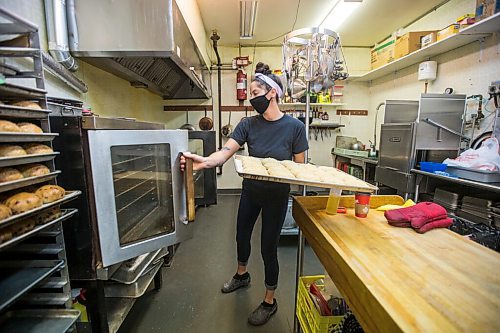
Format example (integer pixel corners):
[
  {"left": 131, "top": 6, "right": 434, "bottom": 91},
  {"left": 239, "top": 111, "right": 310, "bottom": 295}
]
[
  {"left": 319, "top": 0, "right": 362, "bottom": 31},
  {"left": 240, "top": 1, "right": 258, "bottom": 39}
]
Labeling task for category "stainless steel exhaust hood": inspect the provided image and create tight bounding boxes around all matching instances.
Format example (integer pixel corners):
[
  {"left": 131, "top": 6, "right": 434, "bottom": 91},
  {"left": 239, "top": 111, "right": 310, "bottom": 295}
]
[{"left": 69, "top": 0, "right": 210, "bottom": 99}]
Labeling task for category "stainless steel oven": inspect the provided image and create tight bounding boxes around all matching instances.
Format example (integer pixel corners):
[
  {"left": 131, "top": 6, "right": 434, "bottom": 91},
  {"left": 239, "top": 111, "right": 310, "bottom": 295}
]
[
  {"left": 86, "top": 126, "right": 192, "bottom": 267},
  {"left": 49, "top": 112, "right": 194, "bottom": 276},
  {"left": 49, "top": 101, "right": 196, "bottom": 333}
]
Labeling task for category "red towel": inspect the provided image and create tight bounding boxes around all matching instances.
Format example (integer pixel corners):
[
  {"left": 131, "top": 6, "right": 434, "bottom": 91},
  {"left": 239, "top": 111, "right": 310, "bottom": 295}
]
[
  {"left": 384, "top": 202, "right": 448, "bottom": 228},
  {"left": 415, "top": 217, "right": 453, "bottom": 233}
]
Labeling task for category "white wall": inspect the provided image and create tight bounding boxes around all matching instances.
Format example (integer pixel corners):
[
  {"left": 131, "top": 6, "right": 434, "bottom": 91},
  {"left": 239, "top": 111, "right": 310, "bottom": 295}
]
[{"left": 369, "top": 0, "right": 500, "bottom": 148}]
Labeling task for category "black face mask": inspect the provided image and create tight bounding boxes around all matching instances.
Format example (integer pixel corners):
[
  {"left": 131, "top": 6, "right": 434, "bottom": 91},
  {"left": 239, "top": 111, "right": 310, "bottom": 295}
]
[{"left": 250, "top": 90, "right": 271, "bottom": 114}]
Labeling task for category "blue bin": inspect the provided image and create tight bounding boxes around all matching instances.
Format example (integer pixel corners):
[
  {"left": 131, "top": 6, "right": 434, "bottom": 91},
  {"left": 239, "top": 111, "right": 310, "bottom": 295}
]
[{"left": 420, "top": 162, "right": 447, "bottom": 173}]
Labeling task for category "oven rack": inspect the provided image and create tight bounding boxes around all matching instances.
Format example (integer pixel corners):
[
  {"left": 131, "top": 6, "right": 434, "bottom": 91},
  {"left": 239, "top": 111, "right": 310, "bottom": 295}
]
[
  {"left": 0, "top": 152, "right": 59, "bottom": 167},
  {"left": 0, "top": 309, "right": 80, "bottom": 333},
  {"left": 0, "top": 132, "right": 58, "bottom": 142},
  {"left": 0, "top": 104, "right": 52, "bottom": 119},
  {"left": 0, "top": 83, "right": 47, "bottom": 100},
  {"left": 0, "top": 191, "right": 81, "bottom": 229},
  {"left": 0, "top": 170, "right": 61, "bottom": 193},
  {"left": 0, "top": 8, "right": 78, "bottom": 328},
  {"left": 0, "top": 209, "right": 77, "bottom": 251},
  {"left": 0, "top": 259, "right": 65, "bottom": 312}
]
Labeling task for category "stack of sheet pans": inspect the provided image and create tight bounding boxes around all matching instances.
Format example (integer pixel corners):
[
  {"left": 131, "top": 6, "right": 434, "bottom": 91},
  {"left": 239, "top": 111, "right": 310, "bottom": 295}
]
[{"left": 433, "top": 188, "right": 461, "bottom": 213}]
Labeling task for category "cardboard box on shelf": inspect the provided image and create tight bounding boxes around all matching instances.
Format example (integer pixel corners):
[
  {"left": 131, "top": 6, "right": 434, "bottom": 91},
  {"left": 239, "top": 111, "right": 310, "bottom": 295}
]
[
  {"left": 437, "top": 24, "right": 460, "bottom": 41},
  {"left": 421, "top": 32, "right": 437, "bottom": 48},
  {"left": 371, "top": 39, "right": 395, "bottom": 70},
  {"left": 476, "top": 0, "right": 500, "bottom": 21},
  {"left": 394, "top": 31, "right": 436, "bottom": 58}
]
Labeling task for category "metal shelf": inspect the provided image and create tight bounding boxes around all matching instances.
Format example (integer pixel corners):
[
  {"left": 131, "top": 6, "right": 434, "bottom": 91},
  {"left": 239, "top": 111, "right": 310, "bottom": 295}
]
[
  {"left": 0, "top": 132, "right": 58, "bottom": 142},
  {"left": 0, "top": 47, "right": 41, "bottom": 57},
  {"left": 104, "top": 262, "right": 162, "bottom": 298},
  {"left": 107, "top": 298, "right": 136, "bottom": 333},
  {"left": 0, "top": 209, "right": 77, "bottom": 251},
  {"left": 412, "top": 169, "right": 500, "bottom": 193},
  {"left": 309, "top": 123, "right": 344, "bottom": 129},
  {"left": 280, "top": 103, "right": 345, "bottom": 107},
  {"left": 0, "top": 83, "right": 46, "bottom": 100},
  {"left": 0, "top": 152, "right": 59, "bottom": 168},
  {"left": 0, "top": 192, "right": 81, "bottom": 229},
  {"left": 0, "top": 104, "right": 51, "bottom": 119},
  {"left": 0, "top": 171, "right": 61, "bottom": 194},
  {"left": 0, "top": 309, "right": 80, "bottom": 333},
  {"left": 0, "top": 260, "right": 64, "bottom": 312},
  {"left": 354, "top": 12, "right": 500, "bottom": 82}
]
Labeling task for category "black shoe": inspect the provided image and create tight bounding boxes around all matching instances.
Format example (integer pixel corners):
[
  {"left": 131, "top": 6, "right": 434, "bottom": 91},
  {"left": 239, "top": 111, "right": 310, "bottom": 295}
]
[
  {"left": 248, "top": 299, "right": 278, "bottom": 326},
  {"left": 221, "top": 273, "right": 251, "bottom": 293}
]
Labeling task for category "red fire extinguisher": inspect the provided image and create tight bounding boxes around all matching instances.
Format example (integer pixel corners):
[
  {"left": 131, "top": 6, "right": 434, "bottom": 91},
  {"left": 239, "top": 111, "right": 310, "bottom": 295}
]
[{"left": 236, "top": 69, "right": 247, "bottom": 101}]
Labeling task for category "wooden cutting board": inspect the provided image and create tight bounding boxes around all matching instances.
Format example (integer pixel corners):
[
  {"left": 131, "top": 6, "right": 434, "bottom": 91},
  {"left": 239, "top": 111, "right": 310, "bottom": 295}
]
[{"left": 293, "top": 196, "right": 500, "bottom": 333}]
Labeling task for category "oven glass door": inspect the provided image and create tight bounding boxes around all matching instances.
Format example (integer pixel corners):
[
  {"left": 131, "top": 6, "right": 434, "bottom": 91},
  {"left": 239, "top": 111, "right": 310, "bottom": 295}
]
[{"left": 87, "top": 130, "right": 192, "bottom": 267}]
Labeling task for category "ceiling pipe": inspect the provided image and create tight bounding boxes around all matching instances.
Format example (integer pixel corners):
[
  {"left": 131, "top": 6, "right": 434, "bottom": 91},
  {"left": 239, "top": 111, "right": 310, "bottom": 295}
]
[{"left": 44, "top": 0, "right": 78, "bottom": 71}]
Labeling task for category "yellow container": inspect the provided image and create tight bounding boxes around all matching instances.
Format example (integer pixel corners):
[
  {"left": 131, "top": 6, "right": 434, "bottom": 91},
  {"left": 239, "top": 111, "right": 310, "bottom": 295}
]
[
  {"left": 296, "top": 275, "right": 344, "bottom": 333},
  {"left": 325, "top": 188, "right": 342, "bottom": 215}
]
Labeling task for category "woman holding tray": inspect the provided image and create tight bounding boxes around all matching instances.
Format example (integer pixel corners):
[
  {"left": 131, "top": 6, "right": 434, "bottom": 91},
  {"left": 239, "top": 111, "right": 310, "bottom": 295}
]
[{"left": 181, "top": 62, "right": 308, "bottom": 326}]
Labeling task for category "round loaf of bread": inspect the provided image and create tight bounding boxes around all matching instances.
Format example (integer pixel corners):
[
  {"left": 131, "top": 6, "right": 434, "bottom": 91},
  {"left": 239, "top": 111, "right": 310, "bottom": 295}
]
[
  {"left": 0, "top": 204, "right": 13, "bottom": 220},
  {"left": 0, "top": 145, "right": 27, "bottom": 157},
  {"left": 23, "top": 143, "right": 53, "bottom": 155},
  {"left": 0, "top": 168, "right": 24, "bottom": 183},
  {"left": 5, "top": 192, "right": 43, "bottom": 214},
  {"left": 0, "top": 228, "right": 13, "bottom": 243},
  {"left": 18, "top": 164, "right": 50, "bottom": 178},
  {"left": 35, "top": 185, "right": 65, "bottom": 203},
  {"left": 17, "top": 122, "right": 43, "bottom": 134},
  {"left": 35, "top": 207, "right": 62, "bottom": 225},
  {"left": 12, "top": 101, "right": 42, "bottom": 109},
  {"left": 0, "top": 120, "right": 21, "bottom": 132}
]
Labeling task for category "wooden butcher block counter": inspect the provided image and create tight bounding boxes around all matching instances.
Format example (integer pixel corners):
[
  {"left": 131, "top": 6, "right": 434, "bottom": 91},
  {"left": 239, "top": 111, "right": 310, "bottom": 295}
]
[{"left": 292, "top": 195, "right": 500, "bottom": 333}]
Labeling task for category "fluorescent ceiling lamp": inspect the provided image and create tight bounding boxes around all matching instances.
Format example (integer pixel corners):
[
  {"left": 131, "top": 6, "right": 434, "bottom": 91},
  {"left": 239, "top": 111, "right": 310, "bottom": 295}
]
[
  {"left": 319, "top": 0, "right": 362, "bottom": 31},
  {"left": 240, "top": 1, "right": 258, "bottom": 39}
]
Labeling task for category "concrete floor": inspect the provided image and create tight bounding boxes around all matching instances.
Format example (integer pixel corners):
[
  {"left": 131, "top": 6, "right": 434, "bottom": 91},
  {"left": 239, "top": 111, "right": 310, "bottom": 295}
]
[{"left": 118, "top": 194, "right": 324, "bottom": 333}]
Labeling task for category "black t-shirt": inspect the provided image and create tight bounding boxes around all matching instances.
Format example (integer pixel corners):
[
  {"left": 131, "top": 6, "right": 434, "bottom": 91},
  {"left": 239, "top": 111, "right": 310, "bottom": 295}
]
[{"left": 230, "top": 114, "right": 309, "bottom": 160}]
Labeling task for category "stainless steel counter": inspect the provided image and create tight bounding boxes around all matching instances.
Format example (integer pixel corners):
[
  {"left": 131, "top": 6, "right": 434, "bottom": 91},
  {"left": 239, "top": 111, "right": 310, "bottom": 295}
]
[{"left": 412, "top": 169, "right": 500, "bottom": 199}]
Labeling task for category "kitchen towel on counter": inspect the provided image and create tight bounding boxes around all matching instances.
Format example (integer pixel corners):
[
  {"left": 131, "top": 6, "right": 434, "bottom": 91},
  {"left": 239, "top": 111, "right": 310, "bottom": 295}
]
[
  {"left": 376, "top": 199, "right": 415, "bottom": 211},
  {"left": 384, "top": 202, "right": 453, "bottom": 233}
]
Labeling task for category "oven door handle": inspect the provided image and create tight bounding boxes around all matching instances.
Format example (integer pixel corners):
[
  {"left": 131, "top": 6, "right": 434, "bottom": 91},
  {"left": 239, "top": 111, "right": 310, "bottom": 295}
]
[{"left": 185, "top": 158, "right": 196, "bottom": 222}]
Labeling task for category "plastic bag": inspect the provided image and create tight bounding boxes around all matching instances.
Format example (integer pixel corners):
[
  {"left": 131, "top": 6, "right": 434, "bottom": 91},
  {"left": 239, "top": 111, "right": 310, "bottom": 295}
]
[{"left": 444, "top": 138, "right": 500, "bottom": 171}]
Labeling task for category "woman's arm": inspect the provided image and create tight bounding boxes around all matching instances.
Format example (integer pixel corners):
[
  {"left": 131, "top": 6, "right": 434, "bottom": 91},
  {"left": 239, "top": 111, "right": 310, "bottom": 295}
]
[
  {"left": 293, "top": 151, "right": 306, "bottom": 164},
  {"left": 181, "top": 138, "right": 241, "bottom": 171}
]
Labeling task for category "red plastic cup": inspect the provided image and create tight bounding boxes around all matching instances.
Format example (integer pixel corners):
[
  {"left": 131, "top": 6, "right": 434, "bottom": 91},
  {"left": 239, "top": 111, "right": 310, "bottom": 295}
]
[{"left": 355, "top": 192, "right": 371, "bottom": 218}]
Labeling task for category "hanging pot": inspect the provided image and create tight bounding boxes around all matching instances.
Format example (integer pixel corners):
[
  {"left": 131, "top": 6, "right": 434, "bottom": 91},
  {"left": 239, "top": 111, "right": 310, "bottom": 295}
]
[
  {"left": 179, "top": 111, "right": 196, "bottom": 131},
  {"left": 221, "top": 111, "right": 233, "bottom": 138},
  {"left": 199, "top": 108, "right": 213, "bottom": 130}
]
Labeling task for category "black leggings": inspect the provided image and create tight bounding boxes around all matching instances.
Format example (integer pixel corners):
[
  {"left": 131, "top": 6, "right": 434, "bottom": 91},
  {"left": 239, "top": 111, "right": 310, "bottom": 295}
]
[{"left": 236, "top": 179, "right": 290, "bottom": 290}]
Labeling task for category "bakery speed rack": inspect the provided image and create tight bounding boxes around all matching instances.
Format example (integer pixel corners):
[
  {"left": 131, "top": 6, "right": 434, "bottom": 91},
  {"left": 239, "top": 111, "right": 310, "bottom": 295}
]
[{"left": 0, "top": 7, "right": 80, "bottom": 333}]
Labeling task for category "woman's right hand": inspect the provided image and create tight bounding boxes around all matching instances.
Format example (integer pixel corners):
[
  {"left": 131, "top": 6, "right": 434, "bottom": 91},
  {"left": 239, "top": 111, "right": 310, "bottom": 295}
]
[{"left": 181, "top": 152, "right": 207, "bottom": 172}]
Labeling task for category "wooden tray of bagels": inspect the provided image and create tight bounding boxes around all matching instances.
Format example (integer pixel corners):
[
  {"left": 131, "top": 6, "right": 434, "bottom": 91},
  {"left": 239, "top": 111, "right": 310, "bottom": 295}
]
[{"left": 234, "top": 155, "right": 378, "bottom": 192}]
